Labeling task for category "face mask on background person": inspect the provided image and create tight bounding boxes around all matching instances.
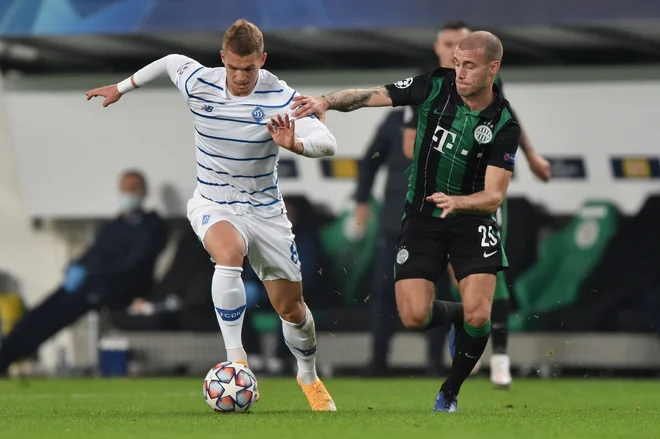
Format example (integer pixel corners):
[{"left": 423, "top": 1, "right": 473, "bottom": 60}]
[{"left": 119, "top": 192, "right": 143, "bottom": 214}]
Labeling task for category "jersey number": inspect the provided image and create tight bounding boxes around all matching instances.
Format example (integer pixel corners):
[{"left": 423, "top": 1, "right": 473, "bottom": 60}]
[
  {"left": 290, "top": 242, "right": 299, "bottom": 265},
  {"left": 478, "top": 225, "right": 498, "bottom": 247}
]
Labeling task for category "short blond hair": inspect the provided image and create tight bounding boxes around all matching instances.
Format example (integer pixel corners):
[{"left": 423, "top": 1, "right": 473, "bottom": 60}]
[
  {"left": 222, "top": 19, "right": 264, "bottom": 56},
  {"left": 457, "top": 31, "right": 503, "bottom": 62}
]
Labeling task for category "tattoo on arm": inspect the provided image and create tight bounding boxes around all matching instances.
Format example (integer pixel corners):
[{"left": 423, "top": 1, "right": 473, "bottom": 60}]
[{"left": 321, "top": 87, "right": 390, "bottom": 112}]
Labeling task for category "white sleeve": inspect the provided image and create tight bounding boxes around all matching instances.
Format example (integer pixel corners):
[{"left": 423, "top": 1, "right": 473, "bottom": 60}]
[
  {"left": 117, "top": 54, "right": 203, "bottom": 95},
  {"left": 294, "top": 116, "right": 337, "bottom": 158}
]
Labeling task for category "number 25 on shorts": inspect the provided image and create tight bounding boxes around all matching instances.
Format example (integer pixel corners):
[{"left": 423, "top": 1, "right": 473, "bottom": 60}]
[{"left": 478, "top": 225, "right": 498, "bottom": 247}]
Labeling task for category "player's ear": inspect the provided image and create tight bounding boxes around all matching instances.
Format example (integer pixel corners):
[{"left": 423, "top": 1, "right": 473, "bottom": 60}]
[
  {"left": 260, "top": 52, "right": 267, "bottom": 67},
  {"left": 489, "top": 60, "right": 499, "bottom": 76},
  {"left": 220, "top": 50, "right": 225, "bottom": 65}
]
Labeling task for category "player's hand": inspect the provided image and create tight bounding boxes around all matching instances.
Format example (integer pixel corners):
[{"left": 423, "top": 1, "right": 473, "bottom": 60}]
[
  {"left": 426, "top": 192, "right": 457, "bottom": 218},
  {"left": 86, "top": 84, "right": 122, "bottom": 107},
  {"left": 291, "top": 95, "right": 328, "bottom": 122},
  {"left": 267, "top": 114, "right": 302, "bottom": 154},
  {"left": 528, "top": 153, "right": 551, "bottom": 182}
]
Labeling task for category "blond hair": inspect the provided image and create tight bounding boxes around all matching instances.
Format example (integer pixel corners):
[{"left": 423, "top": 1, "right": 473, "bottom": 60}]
[
  {"left": 457, "top": 31, "right": 503, "bottom": 62},
  {"left": 222, "top": 19, "right": 264, "bottom": 56}
]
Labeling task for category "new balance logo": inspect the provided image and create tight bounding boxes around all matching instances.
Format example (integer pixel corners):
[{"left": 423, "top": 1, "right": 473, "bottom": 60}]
[{"left": 216, "top": 305, "right": 246, "bottom": 322}]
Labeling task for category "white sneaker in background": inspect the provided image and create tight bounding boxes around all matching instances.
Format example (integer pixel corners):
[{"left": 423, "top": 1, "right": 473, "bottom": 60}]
[{"left": 490, "top": 354, "right": 512, "bottom": 388}]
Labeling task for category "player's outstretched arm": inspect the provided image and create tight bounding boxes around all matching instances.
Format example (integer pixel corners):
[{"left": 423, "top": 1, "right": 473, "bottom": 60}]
[
  {"left": 86, "top": 54, "right": 197, "bottom": 107},
  {"left": 291, "top": 87, "right": 392, "bottom": 120},
  {"left": 292, "top": 72, "right": 436, "bottom": 122}
]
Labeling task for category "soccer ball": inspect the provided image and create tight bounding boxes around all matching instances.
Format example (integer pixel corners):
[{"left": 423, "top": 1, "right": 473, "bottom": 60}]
[{"left": 203, "top": 361, "right": 258, "bottom": 413}]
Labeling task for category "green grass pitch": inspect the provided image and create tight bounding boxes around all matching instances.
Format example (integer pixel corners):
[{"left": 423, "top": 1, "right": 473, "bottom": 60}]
[{"left": 1, "top": 377, "right": 659, "bottom": 439}]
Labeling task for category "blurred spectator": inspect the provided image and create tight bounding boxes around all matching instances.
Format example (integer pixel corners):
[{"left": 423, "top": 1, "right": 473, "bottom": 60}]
[
  {"left": 110, "top": 223, "right": 213, "bottom": 332},
  {"left": 0, "top": 170, "right": 168, "bottom": 375},
  {"left": 354, "top": 108, "right": 452, "bottom": 376}
]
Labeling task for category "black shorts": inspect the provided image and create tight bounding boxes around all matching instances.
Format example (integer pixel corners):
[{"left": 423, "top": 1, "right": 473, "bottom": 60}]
[{"left": 393, "top": 212, "right": 508, "bottom": 284}]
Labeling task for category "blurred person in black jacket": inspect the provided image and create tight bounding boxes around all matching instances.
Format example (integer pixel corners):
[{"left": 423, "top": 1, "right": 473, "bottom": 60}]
[
  {"left": 0, "top": 170, "right": 168, "bottom": 375},
  {"left": 354, "top": 108, "right": 452, "bottom": 376}
]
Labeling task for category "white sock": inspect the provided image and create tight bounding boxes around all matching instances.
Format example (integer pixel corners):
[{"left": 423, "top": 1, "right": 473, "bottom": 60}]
[
  {"left": 212, "top": 265, "right": 247, "bottom": 363},
  {"left": 281, "top": 304, "right": 319, "bottom": 385}
]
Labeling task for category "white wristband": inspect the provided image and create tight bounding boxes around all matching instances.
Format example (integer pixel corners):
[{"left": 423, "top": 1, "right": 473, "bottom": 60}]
[{"left": 117, "top": 77, "right": 135, "bottom": 95}]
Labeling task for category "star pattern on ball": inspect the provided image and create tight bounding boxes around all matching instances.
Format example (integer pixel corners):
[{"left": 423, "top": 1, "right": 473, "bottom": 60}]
[{"left": 217, "top": 374, "right": 244, "bottom": 403}]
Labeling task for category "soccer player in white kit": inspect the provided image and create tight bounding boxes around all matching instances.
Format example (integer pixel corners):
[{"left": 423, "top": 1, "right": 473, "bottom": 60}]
[{"left": 86, "top": 19, "right": 337, "bottom": 411}]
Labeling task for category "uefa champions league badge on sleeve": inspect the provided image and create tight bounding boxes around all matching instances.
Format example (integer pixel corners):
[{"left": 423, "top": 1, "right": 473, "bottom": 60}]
[
  {"left": 394, "top": 78, "right": 413, "bottom": 89},
  {"left": 396, "top": 247, "right": 409, "bottom": 265}
]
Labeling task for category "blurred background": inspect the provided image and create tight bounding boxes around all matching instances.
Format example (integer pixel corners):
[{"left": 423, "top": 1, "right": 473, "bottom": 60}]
[{"left": 0, "top": 0, "right": 659, "bottom": 380}]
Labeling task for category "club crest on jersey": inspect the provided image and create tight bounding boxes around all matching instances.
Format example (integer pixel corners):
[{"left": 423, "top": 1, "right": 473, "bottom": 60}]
[
  {"left": 252, "top": 106, "right": 265, "bottom": 122},
  {"left": 394, "top": 78, "right": 413, "bottom": 89},
  {"left": 474, "top": 125, "right": 493, "bottom": 144}
]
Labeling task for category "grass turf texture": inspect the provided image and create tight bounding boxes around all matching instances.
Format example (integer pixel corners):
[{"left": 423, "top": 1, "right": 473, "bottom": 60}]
[{"left": 1, "top": 378, "right": 659, "bottom": 439}]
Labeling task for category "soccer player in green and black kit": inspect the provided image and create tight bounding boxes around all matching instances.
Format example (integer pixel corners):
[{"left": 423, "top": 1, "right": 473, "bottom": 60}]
[
  {"left": 293, "top": 31, "right": 518, "bottom": 412},
  {"left": 404, "top": 21, "right": 551, "bottom": 388}
]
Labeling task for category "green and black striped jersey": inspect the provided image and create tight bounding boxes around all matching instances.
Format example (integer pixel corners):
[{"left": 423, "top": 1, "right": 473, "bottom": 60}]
[{"left": 385, "top": 68, "right": 520, "bottom": 218}]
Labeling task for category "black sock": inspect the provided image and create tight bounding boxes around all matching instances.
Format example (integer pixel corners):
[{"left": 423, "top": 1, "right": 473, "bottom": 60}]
[
  {"left": 426, "top": 300, "right": 463, "bottom": 329},
  {"left": 441, "top": 321, "right": 491, "bottom": 397},
  {"left": 490, "top": 299, "right": 509, "bottom": 354}
]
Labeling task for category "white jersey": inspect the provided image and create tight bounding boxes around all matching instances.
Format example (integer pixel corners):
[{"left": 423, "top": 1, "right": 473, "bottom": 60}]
[{"left": 166, "top": 56, "right": 305, "bottom": 218}]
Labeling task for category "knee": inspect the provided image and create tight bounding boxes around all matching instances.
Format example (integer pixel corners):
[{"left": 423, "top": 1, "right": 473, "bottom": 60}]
[
  {"left": 204, "top": 222, "right": 245, "bottom": 267},
  {"left": 399, "top": 307, "right": 430, "bottom": 330},
  {"left": 275, "top": 298, "right": 305, "bottom": 324},
  {"left": 211, "top": 247, "right": 243, "bottom": 268},
  {"left": 463, "top": 306, "right": 490, "bottom": 328},
  {"left": 395, "top": 280, "right": 434, "bottom": 330}
]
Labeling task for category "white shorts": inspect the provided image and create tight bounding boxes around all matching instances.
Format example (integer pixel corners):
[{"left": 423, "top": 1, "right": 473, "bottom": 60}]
[{"left": 187, "top": 190, "right": 302, "bottom": 282}]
